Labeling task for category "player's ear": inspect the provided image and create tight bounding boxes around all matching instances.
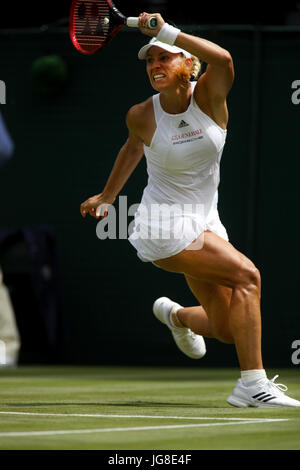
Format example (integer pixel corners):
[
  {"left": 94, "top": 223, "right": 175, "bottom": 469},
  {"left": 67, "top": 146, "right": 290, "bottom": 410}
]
[{"left": 185, "top": 57, "right": 192, "bottom": 67}]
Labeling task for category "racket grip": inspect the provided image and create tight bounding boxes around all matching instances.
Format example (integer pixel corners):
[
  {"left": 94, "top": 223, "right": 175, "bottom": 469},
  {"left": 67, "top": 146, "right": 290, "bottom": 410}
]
[{"left": 127, "top": 17, "right": 158, "bottom": 29}]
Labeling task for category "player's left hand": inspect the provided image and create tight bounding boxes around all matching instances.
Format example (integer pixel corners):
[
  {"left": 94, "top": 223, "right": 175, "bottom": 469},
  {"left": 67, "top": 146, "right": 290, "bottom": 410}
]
[{"left": 138, "top": 12, "right": 165, "bottom": 38}]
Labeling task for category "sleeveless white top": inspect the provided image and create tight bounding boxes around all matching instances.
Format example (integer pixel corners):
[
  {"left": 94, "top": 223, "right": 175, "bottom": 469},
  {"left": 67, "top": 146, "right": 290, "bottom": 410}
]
[{"left": 128, "top": 82, "right": 229, "bottom": 262}]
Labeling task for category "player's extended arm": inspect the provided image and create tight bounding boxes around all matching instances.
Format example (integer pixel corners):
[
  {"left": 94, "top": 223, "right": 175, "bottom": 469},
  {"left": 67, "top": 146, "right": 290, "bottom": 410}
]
[{"left": 80, "top": 108, "right": 144, "bottom": 219}]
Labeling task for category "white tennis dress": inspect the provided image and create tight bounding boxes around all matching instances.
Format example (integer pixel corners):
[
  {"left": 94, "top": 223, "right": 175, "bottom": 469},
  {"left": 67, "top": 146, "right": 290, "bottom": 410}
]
[{"left": 128, "top": 81, "right": 229, "bottom": 262}]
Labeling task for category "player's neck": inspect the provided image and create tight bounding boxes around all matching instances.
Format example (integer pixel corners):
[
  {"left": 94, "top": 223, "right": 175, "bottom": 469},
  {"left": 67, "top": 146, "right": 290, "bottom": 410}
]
[{"left": 159, "top": 82, "right": 192, "bottom": 114}]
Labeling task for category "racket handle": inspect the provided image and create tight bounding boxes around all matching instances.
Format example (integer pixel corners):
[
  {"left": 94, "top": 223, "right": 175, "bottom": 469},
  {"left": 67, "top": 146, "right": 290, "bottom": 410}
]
[{"left": 127, "top": 17, "right": 158, "bottom": 29}]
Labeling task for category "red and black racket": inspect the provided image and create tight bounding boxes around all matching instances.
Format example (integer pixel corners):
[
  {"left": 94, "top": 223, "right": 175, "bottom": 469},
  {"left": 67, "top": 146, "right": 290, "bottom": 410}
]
[{"left": 70, "top": 0, "right": 157, "bottom": 55}]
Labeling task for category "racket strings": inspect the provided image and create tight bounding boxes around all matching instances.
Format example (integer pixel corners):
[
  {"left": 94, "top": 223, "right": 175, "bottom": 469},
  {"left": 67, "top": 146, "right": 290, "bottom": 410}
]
[{"left": 74, "top": 0, "right": 110, "bottom": 50}]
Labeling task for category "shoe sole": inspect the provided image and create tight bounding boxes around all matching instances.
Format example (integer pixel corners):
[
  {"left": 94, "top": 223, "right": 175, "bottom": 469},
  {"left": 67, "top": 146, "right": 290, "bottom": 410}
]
[
  {"left": 227, "top": 395, "right": 290, "bottom": 408},
  {"left": 153, "top": 297, "right": 172, "bottom": 324},
  {"left": 227, "top": 395, "right": 252, "bottom": 408}
]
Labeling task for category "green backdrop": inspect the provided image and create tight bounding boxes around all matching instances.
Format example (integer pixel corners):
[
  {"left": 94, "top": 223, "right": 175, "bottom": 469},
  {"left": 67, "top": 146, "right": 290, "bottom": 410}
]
[{"left": 0, "top": 25, "right": 299, "bottom": 368}]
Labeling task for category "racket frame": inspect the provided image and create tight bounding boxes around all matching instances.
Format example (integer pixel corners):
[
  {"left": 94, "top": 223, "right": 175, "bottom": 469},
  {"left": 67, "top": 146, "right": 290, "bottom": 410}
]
[{"left": 70, "top": 0, "right": 156, "bottom": 55}]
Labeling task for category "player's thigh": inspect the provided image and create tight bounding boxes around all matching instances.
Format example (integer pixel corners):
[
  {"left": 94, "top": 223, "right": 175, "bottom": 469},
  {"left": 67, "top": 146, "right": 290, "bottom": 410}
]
[{"left": 154, "top": 231, "right": 260, "bottom": 289}]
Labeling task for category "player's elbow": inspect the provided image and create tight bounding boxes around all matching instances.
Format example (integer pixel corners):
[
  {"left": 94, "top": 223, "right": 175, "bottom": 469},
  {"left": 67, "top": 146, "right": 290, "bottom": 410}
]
[
  {"left": 220, "top": 50, "right": 233, "bottom": 67},
  {"left": 212, "top": 49, "right": 233, "bottom": 69}
]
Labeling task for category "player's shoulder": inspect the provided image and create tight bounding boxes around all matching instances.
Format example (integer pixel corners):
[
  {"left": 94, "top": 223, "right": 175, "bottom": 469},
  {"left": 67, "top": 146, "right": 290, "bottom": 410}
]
[{"left": 126, "top": 97, "right": 153, "bottom": 129}]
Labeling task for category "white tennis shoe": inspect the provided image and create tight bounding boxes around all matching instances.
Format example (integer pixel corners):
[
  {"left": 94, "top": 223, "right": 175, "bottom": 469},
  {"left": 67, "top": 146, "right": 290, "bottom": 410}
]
[
  {"left": 153, "top": 296, "right": 206, "bottom": 359},
  {"left": 227, "top": 375, "right": 300, "bottom": 408}
]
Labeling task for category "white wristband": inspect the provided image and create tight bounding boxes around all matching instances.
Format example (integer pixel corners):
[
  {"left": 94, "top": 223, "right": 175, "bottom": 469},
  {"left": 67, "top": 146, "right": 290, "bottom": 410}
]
[{"left": 157, "top": 23, "right": 181, "bottom": 46}]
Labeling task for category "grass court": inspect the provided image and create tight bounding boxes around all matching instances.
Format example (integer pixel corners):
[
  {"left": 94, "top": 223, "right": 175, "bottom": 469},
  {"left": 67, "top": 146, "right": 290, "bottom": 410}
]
[{"left": 0, "top": 366, "right": 299, "bottom": 450}]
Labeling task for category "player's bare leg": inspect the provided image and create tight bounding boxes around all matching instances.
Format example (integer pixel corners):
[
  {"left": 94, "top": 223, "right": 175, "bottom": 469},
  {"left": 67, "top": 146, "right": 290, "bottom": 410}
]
[
  {"left": 174, "top": 280, "right": 233, "bottom": 343},
  {"left": 153, "top": 231, "right": 300, "bottom": 406},
  {"left": 171, "top": 304, "right": 214, "bottom": 338},
  {"left": 154, "top": 231, "right": 263, "bottom": 370}
]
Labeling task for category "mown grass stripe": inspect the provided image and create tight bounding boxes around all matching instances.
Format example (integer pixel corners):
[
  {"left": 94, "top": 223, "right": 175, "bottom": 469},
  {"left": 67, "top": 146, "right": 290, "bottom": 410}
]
[
  {"left": 0, "top": 411, "right": 290, "bottom": 422},
  {"left": 0, "top": 419, "right": 290, "bottom": 438}
]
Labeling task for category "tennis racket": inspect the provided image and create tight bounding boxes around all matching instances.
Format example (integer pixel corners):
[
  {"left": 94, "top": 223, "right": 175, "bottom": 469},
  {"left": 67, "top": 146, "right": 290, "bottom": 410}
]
[{"left": 70, "top": 0, "right": 158, "bottom": 55}]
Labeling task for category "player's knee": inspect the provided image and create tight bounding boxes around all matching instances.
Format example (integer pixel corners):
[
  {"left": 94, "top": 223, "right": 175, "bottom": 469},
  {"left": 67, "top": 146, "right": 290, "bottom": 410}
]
[{"left": 237, "top": 263, "right": 261, "bottom": 296}]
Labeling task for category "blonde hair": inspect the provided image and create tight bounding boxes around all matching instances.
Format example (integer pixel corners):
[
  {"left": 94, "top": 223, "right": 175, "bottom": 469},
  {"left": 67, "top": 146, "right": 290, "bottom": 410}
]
[
  {"left": 175, "top": 54, "right": 202, "bottom": 85},
  {"left": 190, "top": 55, "right": 201, "bottom": 80}
]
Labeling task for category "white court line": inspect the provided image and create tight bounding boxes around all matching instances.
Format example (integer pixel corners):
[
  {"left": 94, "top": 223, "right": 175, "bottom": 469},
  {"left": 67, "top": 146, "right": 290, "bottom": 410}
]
[
  {"left": 0, "top": 411, "right": 289, "bottom": 421},
  {"left": 0, "top": 420, "right": 290, "bottom": 438}
]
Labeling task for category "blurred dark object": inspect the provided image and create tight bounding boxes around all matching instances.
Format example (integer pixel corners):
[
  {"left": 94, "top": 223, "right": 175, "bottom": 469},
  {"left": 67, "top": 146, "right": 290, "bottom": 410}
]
[
  {"left": 143, "top": 0, "right": 168, "bottom": 15},
  {"left": 0, "top": 226, "right": 65, "bottom": 364},
  {"left": 285, "top": 1, "right": 300, "bottom": 24},
  {"left": 0, "top": 113, "right": 14, "bottom": 169},
  {"left": 30, "top": 55, "right": 68, "bottom": 98},
  {"left": 0, "top": 0, "right": 297, "bottom": 27}
]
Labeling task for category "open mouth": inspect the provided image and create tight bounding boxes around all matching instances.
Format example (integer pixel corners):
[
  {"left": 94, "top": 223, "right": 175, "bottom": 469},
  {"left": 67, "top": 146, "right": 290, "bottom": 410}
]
[{"left": 153, "top": 74, "right": 166, "bottom": 81}]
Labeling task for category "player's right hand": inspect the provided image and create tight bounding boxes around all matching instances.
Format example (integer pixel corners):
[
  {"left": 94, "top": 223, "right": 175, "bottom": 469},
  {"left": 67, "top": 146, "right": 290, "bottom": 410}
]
[{"left": 138, "top": 12, "right": 165, "bottom": 38}]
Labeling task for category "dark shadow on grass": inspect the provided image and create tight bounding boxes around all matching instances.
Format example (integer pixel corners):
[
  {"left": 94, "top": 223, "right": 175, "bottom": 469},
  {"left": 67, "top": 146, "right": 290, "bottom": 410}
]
[{"left": 2, "top": 401, "right": 224, "bottom": 408}]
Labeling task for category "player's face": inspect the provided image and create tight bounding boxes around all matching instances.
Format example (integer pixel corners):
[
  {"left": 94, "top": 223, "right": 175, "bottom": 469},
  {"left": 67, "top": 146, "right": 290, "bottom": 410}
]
[{"left": 145, "top": 46, "right": 184, "bottom": 91}]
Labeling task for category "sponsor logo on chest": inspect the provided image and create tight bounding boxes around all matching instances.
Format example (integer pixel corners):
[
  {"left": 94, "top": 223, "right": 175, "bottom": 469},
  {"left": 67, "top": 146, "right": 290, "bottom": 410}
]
[{"left": 171, "top": 126, "right": 204, "bottom": 145}]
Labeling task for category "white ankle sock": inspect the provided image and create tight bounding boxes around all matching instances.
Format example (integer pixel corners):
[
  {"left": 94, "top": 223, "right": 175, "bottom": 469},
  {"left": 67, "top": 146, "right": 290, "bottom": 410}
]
[
  {"left": 241, "top": 369, "right": 267, "bottom": 386},
  {"left": 168, "top": 306, "right": 183, "bottom": 329}
]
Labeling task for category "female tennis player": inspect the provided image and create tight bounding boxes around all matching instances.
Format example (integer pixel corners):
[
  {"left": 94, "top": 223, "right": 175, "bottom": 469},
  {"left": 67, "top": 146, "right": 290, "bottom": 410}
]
[{"left": 80, "top": 12, "right": 300, "bottom": 407}]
